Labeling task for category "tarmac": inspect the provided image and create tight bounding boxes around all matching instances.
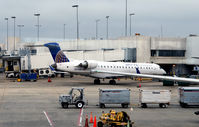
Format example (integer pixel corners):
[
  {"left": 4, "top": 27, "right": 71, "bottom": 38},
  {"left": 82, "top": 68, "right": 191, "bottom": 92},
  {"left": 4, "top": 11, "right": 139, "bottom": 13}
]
[{"left": 0, "top": 74, "right": 199, "bottom": 127}]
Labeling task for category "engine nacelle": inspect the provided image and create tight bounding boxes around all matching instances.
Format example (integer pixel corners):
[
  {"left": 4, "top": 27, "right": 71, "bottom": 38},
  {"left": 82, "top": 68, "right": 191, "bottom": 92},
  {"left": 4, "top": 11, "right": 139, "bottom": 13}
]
[{"left": 79, "top": 61, "right": 98, "bottom": 69}]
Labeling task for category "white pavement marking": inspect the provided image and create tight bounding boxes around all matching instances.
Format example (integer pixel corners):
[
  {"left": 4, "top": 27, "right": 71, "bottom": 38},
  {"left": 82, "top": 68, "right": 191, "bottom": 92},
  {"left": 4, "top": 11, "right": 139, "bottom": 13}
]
[
  {"left": 78, "top": 108, "right": 84, "bottom": 127},
  {"left": 43, "top": 111, "right": 54, "bottom": 127}
]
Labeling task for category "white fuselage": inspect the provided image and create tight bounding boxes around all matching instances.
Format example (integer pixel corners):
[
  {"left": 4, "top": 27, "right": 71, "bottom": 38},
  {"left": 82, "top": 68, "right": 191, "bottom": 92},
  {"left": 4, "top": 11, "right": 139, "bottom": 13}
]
[{"left": 56, "top": 60, "right": 166, "bottom": 79}]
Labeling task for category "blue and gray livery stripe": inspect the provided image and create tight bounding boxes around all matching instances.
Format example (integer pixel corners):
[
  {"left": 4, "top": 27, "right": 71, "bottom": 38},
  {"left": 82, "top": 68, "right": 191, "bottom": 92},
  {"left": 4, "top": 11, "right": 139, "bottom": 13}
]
[{"left": 44, "top": 42, "right": 69, "bottom": 63}]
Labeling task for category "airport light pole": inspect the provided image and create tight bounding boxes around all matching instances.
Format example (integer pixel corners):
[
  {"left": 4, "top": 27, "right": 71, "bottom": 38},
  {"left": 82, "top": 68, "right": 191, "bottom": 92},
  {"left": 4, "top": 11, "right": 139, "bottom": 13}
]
[
  {"left": 17, "top": 25, "right": 24, "bottom": 42},
  {"left": 11, "top": 16, "right": 16, "bottom": 51},
  {"left": 95, "top": 19, "right": 100, "bottom": 39},
  {"left": 72, "top": 5, "right": 79, "bottom": 40},
  {"left": 106, "top": 16, "right": 109, "bottom": 40},
  {"left": 129, "top": 13, "right": 135, "bottom": 36},
  {"left": 4, "top": 18, "right": 9, "bottom": 51},
  {"left": 34, "top": 13, "right": 40, "bottom": 41},
  {"left": 125, "top": 0, "right": 128, "bottom": 36},
  {"left": 63, "top": 24, "right": 66, "bottom": 41}
]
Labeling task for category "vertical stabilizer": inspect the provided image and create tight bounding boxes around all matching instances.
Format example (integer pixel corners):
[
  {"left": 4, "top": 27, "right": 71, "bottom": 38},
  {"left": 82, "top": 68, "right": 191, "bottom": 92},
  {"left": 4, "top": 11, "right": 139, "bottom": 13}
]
[{"left": 44, "top": 42, "right": 69, "bottom": 63}]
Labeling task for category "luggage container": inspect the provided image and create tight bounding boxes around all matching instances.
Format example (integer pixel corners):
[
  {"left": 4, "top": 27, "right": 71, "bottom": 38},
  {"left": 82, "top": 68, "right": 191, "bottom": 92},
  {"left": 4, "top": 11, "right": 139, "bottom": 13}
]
[
  {"left": 179, "top": 87, "right": 199, "bottom": 107},
  {"left": 139, "top": 90, "right": 171, "bottom": 108},
  {"left": 99, "top": 89, "right": 130, "bottom": 108}
]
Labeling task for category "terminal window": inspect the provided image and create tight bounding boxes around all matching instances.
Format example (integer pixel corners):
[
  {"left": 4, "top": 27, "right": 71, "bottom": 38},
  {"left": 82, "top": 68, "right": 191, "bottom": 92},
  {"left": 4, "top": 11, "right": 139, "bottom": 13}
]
[{"left": 151, "top": 50, "right": 185, "bottom": 57}]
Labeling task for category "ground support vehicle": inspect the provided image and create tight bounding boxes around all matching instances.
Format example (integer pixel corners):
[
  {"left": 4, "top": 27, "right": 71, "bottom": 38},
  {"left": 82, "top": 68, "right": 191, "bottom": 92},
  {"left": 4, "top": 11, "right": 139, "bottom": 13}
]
[
  {"left": 179, "top": 87, "right": 199, "bottom": 107},
  {"left": 99, "top": 89, "right": 130, "bottom": 108},
  {"left": 97, "top": 110, "right": 134, "bottom": 127},
  {"left": 59, "top": 87, "right": 85, "bottom": 108},
  {"left": 19, "top": 73, "right": 37, "bottom": 82},
  {"left": 139, "top": 90, "right": 171, "bottom": 108}
]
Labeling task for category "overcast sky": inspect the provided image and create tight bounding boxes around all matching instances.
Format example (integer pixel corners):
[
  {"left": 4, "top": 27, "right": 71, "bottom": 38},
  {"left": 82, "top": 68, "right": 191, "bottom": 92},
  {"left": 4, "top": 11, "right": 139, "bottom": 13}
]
[{"left": 0, "top": 0, "right": 199, "bottom": 42}]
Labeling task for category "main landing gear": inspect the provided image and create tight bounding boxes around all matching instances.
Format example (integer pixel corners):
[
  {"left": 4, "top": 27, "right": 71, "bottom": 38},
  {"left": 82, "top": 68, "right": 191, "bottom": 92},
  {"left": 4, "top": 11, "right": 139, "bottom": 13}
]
[
  {"left": 94, "top": 79, "right": 116, "bottom": 85},
  {"left": 94, "top": 79, "right": 101, "bottom": 84}
]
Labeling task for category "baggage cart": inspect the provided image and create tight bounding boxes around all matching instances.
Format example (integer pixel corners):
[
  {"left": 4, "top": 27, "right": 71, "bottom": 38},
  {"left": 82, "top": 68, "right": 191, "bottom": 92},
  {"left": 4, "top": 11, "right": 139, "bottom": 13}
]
[
  {"left": 179, "top": 87, "right": 199, "bottom": 107},
  {"left": 139, "top": 89, "right": 171, "bottom": 108},
  {"left": 99, "top": 89, "right": 130, "bottom": 108}
]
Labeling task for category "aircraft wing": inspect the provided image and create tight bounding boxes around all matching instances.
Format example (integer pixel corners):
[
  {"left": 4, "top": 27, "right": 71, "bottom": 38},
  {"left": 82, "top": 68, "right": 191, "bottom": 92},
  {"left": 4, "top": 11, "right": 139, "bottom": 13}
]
[{"left": 92, "top": 70, "right": 199, "bottom": 84}]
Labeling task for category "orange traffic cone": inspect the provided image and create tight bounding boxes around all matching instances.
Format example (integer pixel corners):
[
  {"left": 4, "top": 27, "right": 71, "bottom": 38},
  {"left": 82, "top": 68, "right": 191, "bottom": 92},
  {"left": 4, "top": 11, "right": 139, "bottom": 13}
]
[
  {"left": 48, "top": 77, "right": 51, "bottom": 82},
  {"left": 85, "top": 115, "right": 89, "bottom": 127},
  {"left": 89, "top": 112, "right": 93, "bottom": 124},
  {"left": 93, "top": 116, "right": 97, "bottom": 127}
]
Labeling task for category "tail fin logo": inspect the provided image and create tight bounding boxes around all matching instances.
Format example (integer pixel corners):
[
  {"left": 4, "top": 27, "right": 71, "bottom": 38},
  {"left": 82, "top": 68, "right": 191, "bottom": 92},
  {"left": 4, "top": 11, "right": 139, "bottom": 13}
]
[
  {"left": 55, "top": 51, "right": 69, "bottom": 63},
  {"left": 44, "top": 42, "right": 69, "bottom": 63}
]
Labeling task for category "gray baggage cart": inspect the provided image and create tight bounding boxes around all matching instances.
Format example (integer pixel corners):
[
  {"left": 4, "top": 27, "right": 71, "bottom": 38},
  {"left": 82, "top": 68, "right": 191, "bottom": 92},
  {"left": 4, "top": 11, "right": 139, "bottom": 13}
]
[
  {"left": 99, "top": 89, "right": 130, "bottom": 108},
  {"left": 139, "top": 90, "right": 171, "bottom": 108},
  {"left": 179, "top": 87, "right": 199, "bottom": 107}
]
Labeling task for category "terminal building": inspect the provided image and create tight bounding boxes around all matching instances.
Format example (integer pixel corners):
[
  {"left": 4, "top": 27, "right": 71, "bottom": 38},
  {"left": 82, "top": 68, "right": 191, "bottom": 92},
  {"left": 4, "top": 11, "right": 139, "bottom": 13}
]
[{"left": 0, "top": 35, "right": 199, "bottom": 76}]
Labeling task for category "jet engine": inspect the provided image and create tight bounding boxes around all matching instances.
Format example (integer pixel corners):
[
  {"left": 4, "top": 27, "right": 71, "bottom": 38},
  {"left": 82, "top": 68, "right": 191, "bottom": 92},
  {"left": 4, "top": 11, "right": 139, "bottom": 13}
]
[{"left": 78, "top": 61, "right": 98, "bottom": 69}]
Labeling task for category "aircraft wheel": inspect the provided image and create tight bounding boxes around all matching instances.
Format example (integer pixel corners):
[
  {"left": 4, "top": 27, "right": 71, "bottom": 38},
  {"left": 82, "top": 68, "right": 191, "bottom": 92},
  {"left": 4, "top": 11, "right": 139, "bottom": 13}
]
[{"left": 94, "top": 79, "right": 100, "bottom": 84}]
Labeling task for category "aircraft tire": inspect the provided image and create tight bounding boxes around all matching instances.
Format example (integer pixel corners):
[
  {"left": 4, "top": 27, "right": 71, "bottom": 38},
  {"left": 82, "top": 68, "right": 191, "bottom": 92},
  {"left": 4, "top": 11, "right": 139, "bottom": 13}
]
[{"left": 94, "top": 79, "right": 100, "bottom": 84}]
